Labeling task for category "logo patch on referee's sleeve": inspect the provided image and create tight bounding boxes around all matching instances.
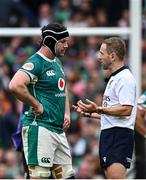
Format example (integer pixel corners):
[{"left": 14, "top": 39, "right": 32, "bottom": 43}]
[{"left": 22, "top": 63, "right": 34, "bottom": 71}]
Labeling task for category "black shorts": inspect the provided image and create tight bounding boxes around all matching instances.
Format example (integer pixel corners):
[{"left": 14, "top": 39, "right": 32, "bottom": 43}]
[{"left": 99, "top": 127, "right": 134, "bottom": 169}]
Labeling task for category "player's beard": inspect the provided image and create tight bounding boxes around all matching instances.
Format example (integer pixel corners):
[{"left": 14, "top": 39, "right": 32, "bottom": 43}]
[{"left": 56, "top": 50, "right": 66, "bottom": 57}]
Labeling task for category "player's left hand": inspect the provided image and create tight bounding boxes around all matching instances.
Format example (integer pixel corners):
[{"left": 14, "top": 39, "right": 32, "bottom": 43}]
[
  {"left": 77, "top": 99, "right": 98, "bottom": 113},
  {"left": 63, "top": 114, "right": 70, "bottom": 131}
]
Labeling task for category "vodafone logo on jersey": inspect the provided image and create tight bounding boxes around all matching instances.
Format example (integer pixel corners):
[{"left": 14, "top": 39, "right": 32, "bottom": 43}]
[{"left": 58, "top": 78, "right": 65, "bottom": 91}]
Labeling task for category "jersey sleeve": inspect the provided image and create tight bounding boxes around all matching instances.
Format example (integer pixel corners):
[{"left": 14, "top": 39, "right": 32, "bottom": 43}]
[
  {"left": 19, "top": 56, "right": 42, "bottom": 83},
  {"left": 115, "top": 77, "right": 136, "bottom": 106}
]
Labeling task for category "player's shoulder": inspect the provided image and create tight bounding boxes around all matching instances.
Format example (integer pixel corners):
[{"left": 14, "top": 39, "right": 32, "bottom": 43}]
[
  {"left": 28, "top": 53, "right": 42, "bottom": 63},
  {"left": 26, "top": 53, "right": 43, "bottom": 67},
  {"left": 21, "top": 53, "right": 43, "bottom": 74}
]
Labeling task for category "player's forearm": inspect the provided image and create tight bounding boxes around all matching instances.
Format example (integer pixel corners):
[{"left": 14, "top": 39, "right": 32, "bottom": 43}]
[
  {"left": 9, "top": 83, "right": 40, "bottom": 108},
  {"left": 98, "top": 104, "right": 133, "bottom": 116}
]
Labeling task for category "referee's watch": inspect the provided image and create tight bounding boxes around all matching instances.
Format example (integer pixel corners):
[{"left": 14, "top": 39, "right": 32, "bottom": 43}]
[{"left": 97, "top": 106, "right": 104, "bottom": 114}]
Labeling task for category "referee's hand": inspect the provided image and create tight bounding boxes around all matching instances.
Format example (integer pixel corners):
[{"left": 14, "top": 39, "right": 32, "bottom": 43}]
[
  {"left": 72, "top": 104, "right": 89, "bottom": 117},
  {"left": 72, "top": 104, "right": 83, "bottom": 113}
]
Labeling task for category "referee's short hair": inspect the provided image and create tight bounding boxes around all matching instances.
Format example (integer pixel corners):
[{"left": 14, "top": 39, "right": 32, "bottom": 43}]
[{"left": 103, "top": 37, "right": 126, "bottom": 60}]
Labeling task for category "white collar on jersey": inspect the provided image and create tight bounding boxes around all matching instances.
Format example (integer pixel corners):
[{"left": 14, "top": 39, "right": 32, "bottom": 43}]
[{"left": 37, "top": 52, "right": 56, "bottom": 63}]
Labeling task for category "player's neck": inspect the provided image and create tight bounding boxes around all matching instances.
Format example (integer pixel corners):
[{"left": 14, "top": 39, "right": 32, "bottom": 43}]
[{"left": 39, "top": 46, "right": 55, "bottom": 60}]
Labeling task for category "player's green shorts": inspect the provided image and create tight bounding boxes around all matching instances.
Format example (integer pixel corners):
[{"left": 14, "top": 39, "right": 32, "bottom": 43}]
[{"left": 22, "top": 125, "right": 72, "bottom": 167}]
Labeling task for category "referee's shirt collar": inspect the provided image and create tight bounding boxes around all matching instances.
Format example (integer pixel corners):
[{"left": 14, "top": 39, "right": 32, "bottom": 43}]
[
  {"left": 105, "top": 66, "right": 129, "bottom": 83},
  {"left": 111, "top": 66, "right": 129, "bottom": 76}
]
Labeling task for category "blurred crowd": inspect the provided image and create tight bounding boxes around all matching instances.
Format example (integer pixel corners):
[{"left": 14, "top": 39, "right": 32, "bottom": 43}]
[
  {"left": 0, "top": 0, "right": 129, "bottom": 27},
  {"left": 0, "top": 0, "right": 146, "bottom": 179}
]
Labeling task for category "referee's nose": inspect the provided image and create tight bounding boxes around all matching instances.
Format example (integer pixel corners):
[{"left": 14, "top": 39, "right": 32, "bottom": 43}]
[{"left": 97, "top": 52, "right": 102, "bottom": 62}]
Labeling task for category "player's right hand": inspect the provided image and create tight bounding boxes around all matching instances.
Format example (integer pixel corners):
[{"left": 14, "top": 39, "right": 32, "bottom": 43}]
[{"left": 31, "top": 103, "right": 44, "bottom": 115}]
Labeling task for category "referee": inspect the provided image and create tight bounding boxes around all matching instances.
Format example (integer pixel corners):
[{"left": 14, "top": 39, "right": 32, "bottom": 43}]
[{"left": 73, "top": 37, "right": 137, "bottom": 179}]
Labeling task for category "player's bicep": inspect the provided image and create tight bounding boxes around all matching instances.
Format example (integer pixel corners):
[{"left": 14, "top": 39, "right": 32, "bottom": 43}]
[{"left": 10, "top": 70, "right": 30, "bottom": 87}]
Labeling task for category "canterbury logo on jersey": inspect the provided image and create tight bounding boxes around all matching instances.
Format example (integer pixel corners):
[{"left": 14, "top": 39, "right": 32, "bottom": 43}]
[
  {"left": 46, "top": 70, "right": 55, "bottom": 76},
  {"left": 41, "top": 157, "right": 51, "bottom": 163}
]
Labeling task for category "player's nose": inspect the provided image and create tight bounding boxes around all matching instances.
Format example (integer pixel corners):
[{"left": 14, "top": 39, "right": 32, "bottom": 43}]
[{"left": 64, "top": 42, "right": 68, "bottom": 48}]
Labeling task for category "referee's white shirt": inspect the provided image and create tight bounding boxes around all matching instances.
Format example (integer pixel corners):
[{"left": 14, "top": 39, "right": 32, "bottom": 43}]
[{"left": 101, "top": 67, "right": 137, "bottom": 130}]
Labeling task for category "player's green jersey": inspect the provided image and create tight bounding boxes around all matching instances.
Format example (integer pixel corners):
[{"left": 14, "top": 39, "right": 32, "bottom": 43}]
[
  {"left": 20, "top": 52, "right": 66, "bottom": 134},
  {"left": 138, "top": 91, "right": 146, "bottom": 109}
]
